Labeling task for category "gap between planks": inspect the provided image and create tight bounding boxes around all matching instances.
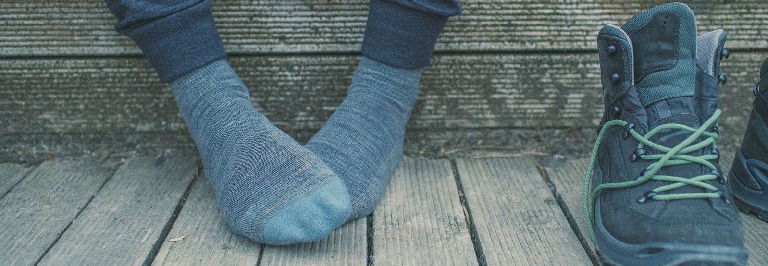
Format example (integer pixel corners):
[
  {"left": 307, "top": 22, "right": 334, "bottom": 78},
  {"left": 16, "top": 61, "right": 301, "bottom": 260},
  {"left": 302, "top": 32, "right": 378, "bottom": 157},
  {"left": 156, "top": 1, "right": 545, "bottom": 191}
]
[
  {"left": 455, "top": 157, "right": 591, "bottom": 265},
  {"left": 0, "top": 159, "right": 115, "bottom": 265},
  {"left": 36, "top": 156, "right": 197, "bottom": 265},
  {"left": 140, "top": 156, "right": 593, "bottom": 265},
  {"left": 0, "top": 163, "right": 35, "bottom": 199},
  {"left": 0, "top": 155, "right": 626, "bottom": 265}
]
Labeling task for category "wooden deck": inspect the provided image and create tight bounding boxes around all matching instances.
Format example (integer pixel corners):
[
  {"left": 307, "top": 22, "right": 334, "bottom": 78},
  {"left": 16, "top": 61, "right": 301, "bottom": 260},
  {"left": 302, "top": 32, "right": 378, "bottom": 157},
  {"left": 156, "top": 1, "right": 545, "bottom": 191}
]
[
  {"left": 2, "top": 150, "right": 768, "bottom": 265},
  {"left": 4, "top": 1, "right": 768, "bottom": 264}
]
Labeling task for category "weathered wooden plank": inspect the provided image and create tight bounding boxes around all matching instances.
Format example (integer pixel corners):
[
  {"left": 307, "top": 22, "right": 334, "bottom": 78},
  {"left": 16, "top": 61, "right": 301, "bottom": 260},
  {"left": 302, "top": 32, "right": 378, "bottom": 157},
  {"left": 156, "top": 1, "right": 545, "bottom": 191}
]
[
  {"left": 153, "top": 174, "right": 261, "bottom": 265},
  {"left": 372, "top": 157, "right": 476, "bottom": 265},
  {"left": 0, "top": 159, "right": 113, "bottom": 266},
  {"left": 259, "top": 218, "right": 366, "bottom": 265},
  {"left": 2, "top": 1, "right": 767, "bottom": 55},
  {"left": 407, "top": 127, "right": 593, "bottom": 158},
  {"left": 543, "top": 157, "right": 596, "bottom": 259},
  {"left": 2, "top": 52, "right": 757, "bottom": 134},
  {"left": 456, "top": 158, "right": 590, "bottom": 265},
  {"left": 38, "top": 156, "right": 197, "bottom": 265},
  {"left": 0, "top": 133, "right": 197, "bottom": 164},
  {"left": 0, "top": 54, "right": 644, "bottom": 132},
  {"left": 1, "top": 51, "right": 759, "bottom": 161},
  {"left": 545, "top": 149, "right": 768, "bottom": 265},
  {"left": 1, "top": 127, "right": 597, "bottom": 165},
  {"left": 0, "top": 163, "right": 33, "bottom": 197},
  {"left": 742, "top": 208, "right": 768, "bottom": 265}
]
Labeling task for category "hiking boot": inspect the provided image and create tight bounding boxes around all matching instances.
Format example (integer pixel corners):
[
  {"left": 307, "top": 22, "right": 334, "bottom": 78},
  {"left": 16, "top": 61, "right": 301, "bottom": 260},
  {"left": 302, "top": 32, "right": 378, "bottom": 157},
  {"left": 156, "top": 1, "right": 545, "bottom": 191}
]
[
  {"left": 584, "top": 2, "right": 746, "bottom": 265},
  {"left": 728, "top": 57, "right": 768, "bottom": 222}
]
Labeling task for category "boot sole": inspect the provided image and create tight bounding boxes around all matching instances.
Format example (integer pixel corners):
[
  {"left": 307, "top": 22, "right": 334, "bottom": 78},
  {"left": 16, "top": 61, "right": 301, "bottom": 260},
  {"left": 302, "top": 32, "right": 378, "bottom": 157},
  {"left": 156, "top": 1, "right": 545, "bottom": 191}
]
[
  {"left": 728, "top": 149, "right": 768, "bottom": 222},
  {"left": 592, "top": 165, "right": 747, "bottom": 265},
  {"left": 596, "top": 248, "right": 743, "bottom": 266},
  {"left": 733, "top": 196, "right": 768, "bottom": 222},
  {"left": 593, "top": 200, "right": 747, "bottom": 266}
]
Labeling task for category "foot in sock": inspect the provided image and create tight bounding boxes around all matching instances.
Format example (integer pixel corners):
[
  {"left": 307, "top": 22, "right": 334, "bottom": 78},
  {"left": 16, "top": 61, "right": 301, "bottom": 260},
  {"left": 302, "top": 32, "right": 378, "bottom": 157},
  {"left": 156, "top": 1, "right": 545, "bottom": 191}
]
[
  {"left": 172, "top": 59, "right": 351, "bottom": 244},
  {"left": 104, "top": 0, "right": 351, "bottom": 244},
  {"left": 306, "top": 58, "right": 421, "bottom": 219},
  {"left": 306, "top": 0, "right": 461, "bottom": 220}
]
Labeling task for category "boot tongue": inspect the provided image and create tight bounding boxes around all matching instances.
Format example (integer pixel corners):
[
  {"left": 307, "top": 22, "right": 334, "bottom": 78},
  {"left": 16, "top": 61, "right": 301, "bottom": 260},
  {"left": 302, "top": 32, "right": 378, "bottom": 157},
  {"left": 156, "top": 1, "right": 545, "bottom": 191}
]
[
  {"left": 622, "top": 4, "right": 707, "bottom": 200},
  {"left": 621, "top": 3, "right": 698, "bottom": 128}
]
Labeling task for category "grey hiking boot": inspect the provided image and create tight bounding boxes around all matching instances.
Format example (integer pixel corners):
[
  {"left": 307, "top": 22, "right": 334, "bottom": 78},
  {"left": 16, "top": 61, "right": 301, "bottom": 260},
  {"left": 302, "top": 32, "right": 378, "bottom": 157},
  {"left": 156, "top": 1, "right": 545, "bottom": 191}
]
[
  {"left": 728, "top": 57, "right": 768, "bottom": 222},
  {"left": 583, "top": 2, "right": 746, "bottom": 265}
]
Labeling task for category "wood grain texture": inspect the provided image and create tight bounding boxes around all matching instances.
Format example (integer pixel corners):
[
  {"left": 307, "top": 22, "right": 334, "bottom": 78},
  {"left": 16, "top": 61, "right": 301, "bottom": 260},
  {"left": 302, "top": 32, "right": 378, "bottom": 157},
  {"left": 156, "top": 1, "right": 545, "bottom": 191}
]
[
  {"left": 1, "top": 52, "right": 758, "bottom": 162},
  {"left": 0, "top": 159, "right": 113, "bottom": 266},
  {"left": 741, "top": 207, "right": 768, "bottom": 265},
  {"left": 456, "top": 158, "right": 590, "bottom": 265},
  {"left": 0, "top": 163, "right": 33, "bottom": 197},
  {"left": 153, "top": 174, "right": 262, "bottom": 265},
  {"left": 2, "top": 1, "right": 768, "bottom": 56},
  {"left": 38, "top": 156, "right": 197, "bottom": 265},
  {"left": 2, "top": 52, "right": 758, "bottom": 136},
  {"left": 545, "top": 149, "right": 768, "bottom": 265},
  {"left": 543, "top": 157, "right": 596, "bottom": 258},
  {"left": 372, "top": 157, "right": 476, "bottom": 265},
  {"left": 259, "top": 218, "right": 366, "bottom": 266}
]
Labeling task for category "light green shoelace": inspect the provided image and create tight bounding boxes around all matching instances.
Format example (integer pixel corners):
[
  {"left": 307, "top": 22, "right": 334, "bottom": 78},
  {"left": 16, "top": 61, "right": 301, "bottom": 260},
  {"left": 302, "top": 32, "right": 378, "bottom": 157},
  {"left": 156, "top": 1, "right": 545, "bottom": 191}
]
[{"left": 583, "top": 109, "right": 722, "bottom": 237}]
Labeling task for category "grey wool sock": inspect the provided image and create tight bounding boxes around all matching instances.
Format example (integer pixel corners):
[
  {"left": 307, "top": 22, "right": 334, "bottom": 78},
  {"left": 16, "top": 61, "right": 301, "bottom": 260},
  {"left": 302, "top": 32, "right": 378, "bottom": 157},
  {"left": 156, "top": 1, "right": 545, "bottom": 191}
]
[
  {"left": 306, "top": 57, "right": 422, "bottom": 220},
  {"left": 171, "top": 59, "right": 351, "bottom": 244}
]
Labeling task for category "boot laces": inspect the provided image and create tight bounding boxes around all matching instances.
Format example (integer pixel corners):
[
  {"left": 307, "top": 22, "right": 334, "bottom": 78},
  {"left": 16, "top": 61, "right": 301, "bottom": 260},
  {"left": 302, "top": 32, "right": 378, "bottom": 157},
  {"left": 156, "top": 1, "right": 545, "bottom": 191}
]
[{"left": 583, "top": 109, "right": 723, "bottom": 237}]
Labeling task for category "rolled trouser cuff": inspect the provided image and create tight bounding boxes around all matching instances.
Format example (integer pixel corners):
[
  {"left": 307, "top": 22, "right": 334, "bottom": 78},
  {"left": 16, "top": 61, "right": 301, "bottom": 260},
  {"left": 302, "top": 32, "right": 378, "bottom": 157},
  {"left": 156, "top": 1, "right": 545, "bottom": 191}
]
[
  {"left": 114, "top": 0, "right": 226, "bottom": 83},
  {"left": 362, "top": 0, "right": 460, "bottom": 69}
]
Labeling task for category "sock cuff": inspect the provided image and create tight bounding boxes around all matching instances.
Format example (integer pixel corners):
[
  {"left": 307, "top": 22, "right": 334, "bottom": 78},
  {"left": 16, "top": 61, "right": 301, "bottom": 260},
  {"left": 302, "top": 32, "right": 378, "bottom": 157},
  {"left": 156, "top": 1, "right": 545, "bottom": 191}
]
[
  {"left": 355, "top": 57, "right": 422, "bottom": 84},
  {"left": 361, "top": 0, "right": 461, "bottom": 70},
  {"left": 350, "top": 57, "right": 421, "bottom": 109},
  {"left": 111, "top": 0, "right": 226, "bottom": 83}
]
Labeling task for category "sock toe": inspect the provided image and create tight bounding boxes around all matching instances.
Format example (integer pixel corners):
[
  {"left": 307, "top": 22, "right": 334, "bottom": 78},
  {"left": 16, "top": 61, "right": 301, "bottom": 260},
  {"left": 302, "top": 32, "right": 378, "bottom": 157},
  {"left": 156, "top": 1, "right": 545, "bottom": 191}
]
[
  {"left": 307, "top": 57, "right": 421, "bottom": 221},
  {"left": 259, "top": 178, "right": 352, "bottom": 245}
]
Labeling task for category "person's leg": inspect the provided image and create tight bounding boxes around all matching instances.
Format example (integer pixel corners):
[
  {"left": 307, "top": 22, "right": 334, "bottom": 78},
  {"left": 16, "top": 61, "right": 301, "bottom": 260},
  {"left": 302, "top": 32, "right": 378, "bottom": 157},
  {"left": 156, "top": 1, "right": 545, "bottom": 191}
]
[
  {"left": 104, "top": 0, "right": 350, "bottom": 244},
  {"left": 306, "top": 0, "right": 461, "bottom": 220}
]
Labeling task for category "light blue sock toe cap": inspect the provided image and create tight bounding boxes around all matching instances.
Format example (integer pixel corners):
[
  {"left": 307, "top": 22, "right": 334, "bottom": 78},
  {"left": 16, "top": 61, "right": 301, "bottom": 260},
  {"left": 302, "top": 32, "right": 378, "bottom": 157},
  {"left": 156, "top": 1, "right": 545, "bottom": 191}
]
[{"left": 259, "top": 178, "right": 352, "bottom": 245}]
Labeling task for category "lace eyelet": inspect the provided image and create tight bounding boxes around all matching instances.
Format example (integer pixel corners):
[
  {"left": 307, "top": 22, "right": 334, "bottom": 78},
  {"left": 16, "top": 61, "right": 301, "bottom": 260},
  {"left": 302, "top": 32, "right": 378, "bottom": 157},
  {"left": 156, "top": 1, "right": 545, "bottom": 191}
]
[
  {"left": 717, "top": 191, "right": 730, "bottom": 203},
  {"left": 637, "top": 191, "right": 657, "bottom": 204},
  {"left": 711, "top": 169, "right": 724, "bottom": 184},
  {"left": 630, "top": 148, "right": 645, "bottom": 162},
  {"left": 718, "top": 74, "right": 727, "bottom": 85},
  {"left": 612, "top": 106, "right": 622, "bottom": 118},
  {"left": 711, "top": 148, "right": 720, "bottom": 159},
  {"left": 607, "top": 45, "right": 617, "bottom": 55},
  {"left": 720, "top": 49, "right": 730, "bottom": 60},
  {"left": 610, "top": 73, "right": 621, "bottom": 84},
  {"left": 623, "top": 123, "right": 636, "bottom": 140}
]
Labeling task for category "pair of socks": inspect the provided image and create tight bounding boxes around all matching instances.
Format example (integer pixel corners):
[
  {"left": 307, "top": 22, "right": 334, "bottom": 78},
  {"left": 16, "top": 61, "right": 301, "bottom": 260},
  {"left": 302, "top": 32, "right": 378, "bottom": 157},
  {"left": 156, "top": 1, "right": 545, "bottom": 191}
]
[
  {"left": 107, "top": 0, "right": 459, "bottom": 246},
  {"left": 172, "top": 57, "right": 421, "bottom": 244}
]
